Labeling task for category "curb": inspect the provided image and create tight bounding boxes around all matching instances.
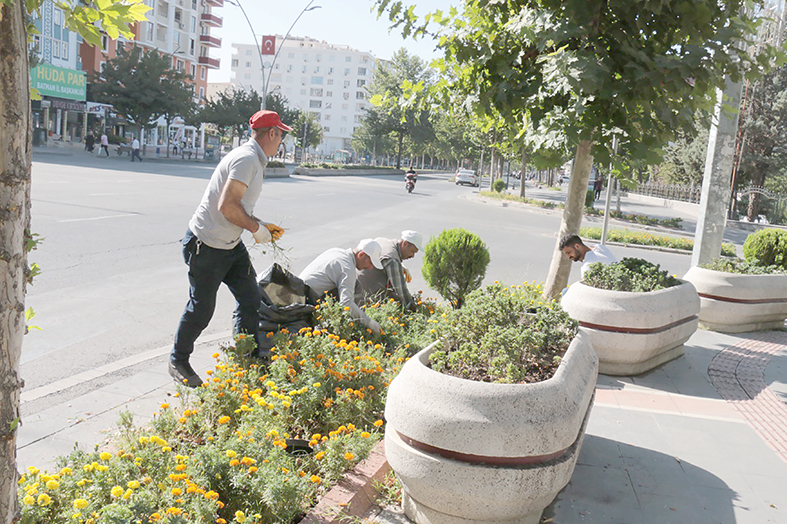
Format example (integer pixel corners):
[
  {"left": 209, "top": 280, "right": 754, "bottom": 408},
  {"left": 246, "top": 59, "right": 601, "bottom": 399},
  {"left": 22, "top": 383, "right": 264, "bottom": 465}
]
[{"left": 299, "top": 440, "right": 390, "bottom": 524}]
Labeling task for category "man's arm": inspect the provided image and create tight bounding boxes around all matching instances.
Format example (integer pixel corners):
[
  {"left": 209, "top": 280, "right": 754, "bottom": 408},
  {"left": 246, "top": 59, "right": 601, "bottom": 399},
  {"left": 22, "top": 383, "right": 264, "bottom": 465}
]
[
  {"left": 383, "top": 258, "right": 414, "bottom": 309},
  {"left": 217, "top": 179, "right": 260, "bottom": 233},
  {"left": 335, "top": 266, "right": 375, "bottom": 327}
]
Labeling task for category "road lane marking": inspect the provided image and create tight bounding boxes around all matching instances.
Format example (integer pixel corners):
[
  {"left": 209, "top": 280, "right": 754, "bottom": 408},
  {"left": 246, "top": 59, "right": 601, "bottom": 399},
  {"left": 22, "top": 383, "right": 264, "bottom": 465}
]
[{"left": 58, "top": 213, "right": 138, "bottom": 223}]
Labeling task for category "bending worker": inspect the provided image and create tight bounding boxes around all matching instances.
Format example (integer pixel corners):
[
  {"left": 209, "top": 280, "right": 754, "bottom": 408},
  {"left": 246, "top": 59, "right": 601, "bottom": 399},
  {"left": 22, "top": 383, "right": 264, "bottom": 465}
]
[
  {"left": 357, "top": 230, "right": 423, "bottom": 310},
  {"left": 559, "top": 233, "right": 618, "bottom": 278},
  {"left": 299, "top": 239, "right": 384, "bottom": 335}
]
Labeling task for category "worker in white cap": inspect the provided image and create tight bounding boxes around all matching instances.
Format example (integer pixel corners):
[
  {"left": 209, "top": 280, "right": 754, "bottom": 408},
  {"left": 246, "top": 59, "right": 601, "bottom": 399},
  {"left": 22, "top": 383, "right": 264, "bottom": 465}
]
[
  {"left": 298, "top": 239, "right": 384, "bottom": 335},
  {"left": 357, "top": 230, "right": 423, "bottom": 310}
]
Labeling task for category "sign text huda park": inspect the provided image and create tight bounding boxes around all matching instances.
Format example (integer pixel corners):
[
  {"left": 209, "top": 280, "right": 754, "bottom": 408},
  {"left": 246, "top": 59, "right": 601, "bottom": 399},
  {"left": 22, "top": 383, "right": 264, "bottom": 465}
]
[{"left": 31, "top": 64, "right": 86, "bottom": 101}]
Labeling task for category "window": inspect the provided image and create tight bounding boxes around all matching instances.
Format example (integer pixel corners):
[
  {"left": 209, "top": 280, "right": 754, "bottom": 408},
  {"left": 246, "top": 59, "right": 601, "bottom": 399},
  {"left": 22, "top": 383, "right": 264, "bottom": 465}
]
[
  {"left": 246, "top": 50, "right": 252, "bottom": 55},
  {"left": 314, "top": 66, "right": 320, "bottom": 73},
  {"left": 342, "top": 103, "right": 348, "bottom": 110},
  {"left": 354, "top": 115, "right": 363, "bottom": 123},
  {"left": 53, "top": 41, "right": 60, "bottom": 58},
  {"left": 326, "top": 91, "right": 332, "bottom": 97},
  {"left": 324, "top": 126, "right": 330, "bottom": 132},
  {"left": 246, "top": 61, "right": 252, "bottom": 67},
  {"left": 310, "top": 88, "right": 323, "bottom": 96},
  {"left": 316, "top": 54, "right": 322, "bottom": 62},
  {"left": 329, "top": 55, "right": 335, "bottom": 61},
  {"left": 325, "top": 114, "right": 331, "bottom": 121},
  {"left": 327, "top": 79, "right": 333, "bottom": 85},
  {"left": 192, "top": 0, "right": 197, "bottom": 9},
  {"left": 302, "top": 65, "right": 307, "bottom": 73},
  {"left": 286, "top": 65, "right": 292, "bottom": 72},
  {"left": 310, "top": 100, "right": 322, "bottom": 108},
  {"left": 146, "top": 22, "right": 154, "bottom": 41},
  {"left": 232, "top": 59, "right": 238, "bottom": 67},
  {"left": 288, "top": 52, "right": 295, "bottom": 58},
  {"left": 341, "top": 115, "right": 347, "bottom": 121},
  {"left": 303, "top": 54, "right": 310, "bottom": 62},
  {"left": 344, "top": 68, "right": 350, "bottom": 75},
  {"left": 189, "top": 38, "right": 195, "bottom": 55},
  {"left": 275, "top": 63, "right": 280, "bottom": 70},
  {"left": 117, "top": 40, "right": 125, "bottom": 52},
  {"left": 328, "top": 67, "right": 334, "bottom": 74},
  {"left": 300, "top": 89, "right": 307, "bottom": 95},
  {"left": 356, "top": 91, "right": 365, "bottom": 100},
  {"left": 286, "top": 75, "right": 293, "bottom": 83},
  {"left": 343, "top": 80, "right": 350, "bottom": 88},
  {"left": 340, "top": 127, "right": 347, "bottom": 133},
  {"left": 62, "top": 41, "right": 68, "bottom": 59},
  {"left": 311, "top": 76, "right": 323, "bottom": 84},
  {"left": 199, "top": 86, "right": 205, "bottom": 99},
  {"left": 345, "top": 56, "right": 352, "bottom": 62},
  {"left": 201, "top": 67, "right": 206, "bottom": 80},
  {"left": 343, "top": 92, "right": 349, "bottom": 100},
  {"left": 101, "top": 34, "right": 109, "bottom": 51},
  {"left": 191, "top": 16, "right": 196, "bottom": 33},
  {"left": 244, "top": 73, "right": 251, "bottom": 79},
  {"left": 191, "top": 64, "right": 196, "bottom": 77},
  {"left": 176, "top": 59, "right": 185, "bottom": 71},
  {"left": 358, "top": 67, "right": 366, "bottom": 75},
  {"left": 311, "top": 112, "right": 321, "bottom": 120},
  {"left": 356, "top": 79, "right": 366, "bottom": 87}
]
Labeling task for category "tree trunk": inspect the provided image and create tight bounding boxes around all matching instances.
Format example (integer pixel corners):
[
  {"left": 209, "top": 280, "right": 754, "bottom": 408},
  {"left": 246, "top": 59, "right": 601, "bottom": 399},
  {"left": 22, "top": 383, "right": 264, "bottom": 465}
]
[
  {"left": 395, "top": 132, "right": 403, "bottom": 169},
  {"left": 519, "top": 148, "right": 527, "bottom": 198},
  {"left": 747, "top": 166, "right": 767, "bottom": 221},
  {"left": 543, "top": 139, "right": 594, "bottom": 299},
  {"left": 0, "top": 1, "right": 30, "bottom": 521}
]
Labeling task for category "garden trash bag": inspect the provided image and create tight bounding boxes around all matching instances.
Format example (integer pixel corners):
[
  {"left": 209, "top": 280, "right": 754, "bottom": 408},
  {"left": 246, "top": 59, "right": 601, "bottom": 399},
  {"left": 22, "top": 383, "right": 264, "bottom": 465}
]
[{"left": 256, "top": 263, "right": 319, "bottom": 349}]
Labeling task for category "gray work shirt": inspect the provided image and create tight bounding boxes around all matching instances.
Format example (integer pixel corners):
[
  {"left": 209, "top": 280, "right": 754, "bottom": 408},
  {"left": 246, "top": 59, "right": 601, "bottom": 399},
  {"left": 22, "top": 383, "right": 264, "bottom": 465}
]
[{"left": 188, "top": 139, "right": 268, "bottom": 249}]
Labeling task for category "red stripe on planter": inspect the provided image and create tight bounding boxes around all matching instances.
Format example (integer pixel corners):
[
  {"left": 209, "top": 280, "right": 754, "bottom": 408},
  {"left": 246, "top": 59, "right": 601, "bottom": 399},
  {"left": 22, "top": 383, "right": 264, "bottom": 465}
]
[
  {"left": 396, "top": 432, "right": 570, "bottom": 467},
  {"left": 579, "top": 315, "right": 697, "bottom": 335},
  {"left": 698, "top": 293, "right": 787, "bottom": 305}
]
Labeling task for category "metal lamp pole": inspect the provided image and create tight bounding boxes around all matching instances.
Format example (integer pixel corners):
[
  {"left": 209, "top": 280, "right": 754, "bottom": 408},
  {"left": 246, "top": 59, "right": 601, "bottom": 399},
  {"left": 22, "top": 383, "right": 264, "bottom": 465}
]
[{"left": 225, "top": 0, "right": 266, "bottom": 110}]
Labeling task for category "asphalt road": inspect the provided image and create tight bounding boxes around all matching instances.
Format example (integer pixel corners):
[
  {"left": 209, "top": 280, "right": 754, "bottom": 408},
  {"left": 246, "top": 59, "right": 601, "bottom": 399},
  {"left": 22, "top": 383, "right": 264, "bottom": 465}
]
[{"left": 22, "top": 152, "right": 720, "bottom": 409}]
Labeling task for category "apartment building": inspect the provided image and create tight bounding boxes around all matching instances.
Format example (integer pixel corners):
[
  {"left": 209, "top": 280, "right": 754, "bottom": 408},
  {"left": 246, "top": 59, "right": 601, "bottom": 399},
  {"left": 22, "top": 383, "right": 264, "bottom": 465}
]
[{"left": 231, "top": 36, "right": 377, "bottom": 157}]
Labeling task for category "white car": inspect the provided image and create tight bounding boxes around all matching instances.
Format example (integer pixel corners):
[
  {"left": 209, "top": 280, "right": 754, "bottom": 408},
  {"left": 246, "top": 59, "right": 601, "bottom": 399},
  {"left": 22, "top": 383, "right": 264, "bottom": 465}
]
[{"left": 455, "top": 169, "right": 479, "bottom": 187}]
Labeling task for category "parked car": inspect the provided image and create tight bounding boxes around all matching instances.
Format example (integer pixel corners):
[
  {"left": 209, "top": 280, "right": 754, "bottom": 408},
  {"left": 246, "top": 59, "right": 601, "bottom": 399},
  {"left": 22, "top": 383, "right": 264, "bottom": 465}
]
[{"left": 455, "top": 169, "right": 480, "bottom": 187}]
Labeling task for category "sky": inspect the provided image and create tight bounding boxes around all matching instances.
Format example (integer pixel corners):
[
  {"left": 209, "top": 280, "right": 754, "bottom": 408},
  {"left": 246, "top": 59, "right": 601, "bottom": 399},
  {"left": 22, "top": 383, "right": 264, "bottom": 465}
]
[{"left": 210, "top": 0, "right": 448, "bottom": 83}]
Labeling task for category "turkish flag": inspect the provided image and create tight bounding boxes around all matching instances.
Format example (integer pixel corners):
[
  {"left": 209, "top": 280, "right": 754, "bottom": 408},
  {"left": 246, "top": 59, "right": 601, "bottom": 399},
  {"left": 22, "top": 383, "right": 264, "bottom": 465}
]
[{"left": 261, "top": 35, "right": 275, "bottom": 55}]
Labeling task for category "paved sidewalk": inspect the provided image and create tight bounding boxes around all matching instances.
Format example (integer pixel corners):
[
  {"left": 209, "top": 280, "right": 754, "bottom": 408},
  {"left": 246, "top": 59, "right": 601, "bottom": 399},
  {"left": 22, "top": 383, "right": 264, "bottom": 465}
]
[{"left": 18, "top": 326, "right": 787, "bottom": 524}]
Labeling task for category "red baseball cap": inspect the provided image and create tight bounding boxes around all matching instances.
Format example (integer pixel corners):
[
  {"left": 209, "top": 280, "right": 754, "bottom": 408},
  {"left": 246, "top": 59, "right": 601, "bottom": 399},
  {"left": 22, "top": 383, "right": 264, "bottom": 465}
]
[{"left": 249, "top": 110, "right": 293, "bottom": 132}]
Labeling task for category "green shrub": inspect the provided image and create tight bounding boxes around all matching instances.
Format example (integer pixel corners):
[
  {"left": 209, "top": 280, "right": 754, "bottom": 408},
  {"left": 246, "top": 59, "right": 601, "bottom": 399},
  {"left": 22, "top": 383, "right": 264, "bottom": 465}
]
[
  {"left": 422, "top": 229, "right": 490, "bottom": 308},
  {"left": 585, "top": 189, "right": 595, "bottom": 209},
  {"left": 742, "top": 228, "right": 787, "bottom": 268},
  {"left": 492, "top": 179, "right": 506, "bottom": 193},
  {"left": 267, "top": 160, "right": 286, "bottom": 168},
  {"left": 428, "top": 283, "right": 578, "bottom": 383},
  {"left": 582, "top": 257, "right": 681, "bottom": 292},
  {"left": 701, "top": 257, "right": 786, "bottom": 274},
  {"left": 580, "top": 227, "right": 737, "bottom": 256}
]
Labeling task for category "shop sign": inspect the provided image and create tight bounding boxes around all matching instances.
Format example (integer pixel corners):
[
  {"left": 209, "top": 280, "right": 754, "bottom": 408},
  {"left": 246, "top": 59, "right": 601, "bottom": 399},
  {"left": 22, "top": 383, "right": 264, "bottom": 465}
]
[
  {"left": 51, "top": 99, "right": 86, "bottom": 112},
  {"left": 87, "top": 102, "right": 114, "bottom": 117},
  {"left": 30, "top": 64, "right": 86, "bottom": 101}
]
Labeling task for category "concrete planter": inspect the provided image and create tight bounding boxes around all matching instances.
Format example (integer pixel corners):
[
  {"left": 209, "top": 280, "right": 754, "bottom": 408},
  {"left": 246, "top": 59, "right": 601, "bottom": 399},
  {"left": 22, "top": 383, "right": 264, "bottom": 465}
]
[
  {"left": 561, "top": 281, "right": 700, "bottom": 376},
  {"left": 292, "top": 167, "right": 404, "bottom": 176},
  {"left": 385, "top": 333, "right": 598, "bottom": 524},
  {"left": 683, "top": 266, "right": 787, "bottom": 333}
]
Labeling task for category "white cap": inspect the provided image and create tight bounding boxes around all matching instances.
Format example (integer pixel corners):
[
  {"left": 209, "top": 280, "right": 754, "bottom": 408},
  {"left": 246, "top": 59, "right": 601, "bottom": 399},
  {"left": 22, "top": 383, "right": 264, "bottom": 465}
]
[
  {"left": 357, "top": 238, "right": 383, "bottom": 269},
  {"left": 401, "top": 230, "right": 423, "bottom": 251}
]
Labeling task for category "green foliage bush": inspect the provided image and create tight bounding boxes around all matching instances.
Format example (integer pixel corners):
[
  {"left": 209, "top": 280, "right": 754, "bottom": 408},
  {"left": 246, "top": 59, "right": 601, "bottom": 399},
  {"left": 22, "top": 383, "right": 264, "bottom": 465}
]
[
  {"left": 479, "top": 191, "right": 562, "bottom": 209},
  {"left": 702, "top": 257, "right": 786, "bottom": 275},
  {"left": 580, "top": 227, "right": 737, "bottom": 256},
  {"left": 428, "top": 283, "right": 578, "bottom": 383},
  {"left": 742, "top": 228, "right": 787, "bottom": 268},
  {"left": 582, "top": 257, "right": 681, "bottom": 292},
  {"left": 585, "top": 189, "right": 595, "bottom": 209},
  {"left": 266, "top": 160, "right": 286, "bottom": 168},
  {"left": 422, "top": 228, "right": 490, "bottom": 308},
  {"left": 492, "top": 179, "right": 506, "bottom": 193}
]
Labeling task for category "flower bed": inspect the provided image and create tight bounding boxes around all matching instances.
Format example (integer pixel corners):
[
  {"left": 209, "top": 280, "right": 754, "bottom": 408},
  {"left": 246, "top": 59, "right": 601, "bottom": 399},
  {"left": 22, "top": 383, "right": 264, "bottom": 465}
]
[
  {"left": 17, "top": 297, "right": 438, "bottom": 524},
  {"left": 580, "top": 227, "right": 737, "bottom": 256}
]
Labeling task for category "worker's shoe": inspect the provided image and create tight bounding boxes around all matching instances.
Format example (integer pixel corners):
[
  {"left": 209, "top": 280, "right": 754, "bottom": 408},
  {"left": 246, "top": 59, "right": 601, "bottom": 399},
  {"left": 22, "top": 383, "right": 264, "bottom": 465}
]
[{"left": 168, "top": 360, "right": 203, "bottom": 388}]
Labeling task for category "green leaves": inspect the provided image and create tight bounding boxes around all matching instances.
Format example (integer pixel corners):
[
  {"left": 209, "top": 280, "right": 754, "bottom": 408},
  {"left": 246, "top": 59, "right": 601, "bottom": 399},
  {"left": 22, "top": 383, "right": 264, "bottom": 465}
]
[{"left": 55, "top": 0, "right": 150, "bottom": 47}]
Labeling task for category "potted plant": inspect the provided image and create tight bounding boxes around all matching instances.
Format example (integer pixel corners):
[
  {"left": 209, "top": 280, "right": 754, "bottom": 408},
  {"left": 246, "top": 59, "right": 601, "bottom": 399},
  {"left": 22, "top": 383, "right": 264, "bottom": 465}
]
[
  {"left": 683, "top": 229, "right": 787, "bottom": 333},
  {"left": 561, "top": 257, "right": 700, "bottom": 375},
  {"left": 385, "top": 283, "right": 598, "bottom": 524}
]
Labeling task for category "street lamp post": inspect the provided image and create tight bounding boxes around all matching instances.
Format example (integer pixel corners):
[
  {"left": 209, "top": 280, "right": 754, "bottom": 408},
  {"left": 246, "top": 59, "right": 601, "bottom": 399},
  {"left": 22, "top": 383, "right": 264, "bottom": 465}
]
[{"left": 226, "top": 0, "right": 321, "bottom": 111}]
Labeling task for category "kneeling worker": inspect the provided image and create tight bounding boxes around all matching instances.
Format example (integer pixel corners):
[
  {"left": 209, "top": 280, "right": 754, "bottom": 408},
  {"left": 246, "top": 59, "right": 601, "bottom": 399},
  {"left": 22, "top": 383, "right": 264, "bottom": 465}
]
[
  {"left": 299, "top": 239, "right": 384, "bottom": 335},
  {"left": 357, "top": 230, "right": 423, "bottom": 310},
  {"left": 559, "top": 233, "right": 618, "bottom": 278}
]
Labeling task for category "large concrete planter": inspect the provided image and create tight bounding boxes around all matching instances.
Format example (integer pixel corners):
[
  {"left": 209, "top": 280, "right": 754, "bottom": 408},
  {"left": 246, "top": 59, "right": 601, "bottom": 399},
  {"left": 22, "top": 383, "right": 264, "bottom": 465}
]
[
  {"left": 683, "top": 266, "right": 787, "bottom": 333},
  {"left": 561, "top": 281, "right": 700, "bottom": 376},
  {"left": 385, "top": 332, "right": 598, "bottom": 524},
  {"left": 292, "top": 167, "right": 404, "bottom": 176}
]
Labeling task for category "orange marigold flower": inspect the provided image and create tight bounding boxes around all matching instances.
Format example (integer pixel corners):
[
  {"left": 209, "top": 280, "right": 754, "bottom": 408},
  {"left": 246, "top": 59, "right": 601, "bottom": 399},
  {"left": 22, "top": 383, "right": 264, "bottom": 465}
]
[{"left": 344, "top": 453, "right": 354, "bottom": 461}]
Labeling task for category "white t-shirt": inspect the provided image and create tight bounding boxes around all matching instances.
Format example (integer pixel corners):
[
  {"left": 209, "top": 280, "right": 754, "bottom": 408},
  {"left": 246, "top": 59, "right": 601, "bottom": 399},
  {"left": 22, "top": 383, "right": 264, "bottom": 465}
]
[
  {"left": 131, "top": 139, "right": 140, "bottom": 150},
  {"left": 299, "top": 248, "right": 374, "bottom": 328},
  {"left": 188, "top": 139, "right": 268, "bottom": 249},
  {"left": 580, "top": 244, "right": 618, "bottom": 278}
]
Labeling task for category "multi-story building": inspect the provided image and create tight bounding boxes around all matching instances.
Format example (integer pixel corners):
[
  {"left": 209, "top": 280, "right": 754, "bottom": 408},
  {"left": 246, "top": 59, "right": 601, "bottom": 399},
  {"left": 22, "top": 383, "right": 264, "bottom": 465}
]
[{"left": 231, "top": 36, "right": 377, "bottom": 157}]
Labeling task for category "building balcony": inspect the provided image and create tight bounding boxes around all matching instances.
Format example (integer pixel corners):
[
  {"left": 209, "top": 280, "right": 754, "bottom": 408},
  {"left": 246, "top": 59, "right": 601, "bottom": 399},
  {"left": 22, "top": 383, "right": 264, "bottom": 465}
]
[
  {"left": 199, "top": 34, "right": 221, "bottom": 47},
  {"left": 200, "top": 12, "right": 223, "bottom": 27},
  {"left": 204, "top": 0, "right": 223, "bottom": 6},
  {"left": 198, "top": 55, "right": 220, "bottom": 69}
]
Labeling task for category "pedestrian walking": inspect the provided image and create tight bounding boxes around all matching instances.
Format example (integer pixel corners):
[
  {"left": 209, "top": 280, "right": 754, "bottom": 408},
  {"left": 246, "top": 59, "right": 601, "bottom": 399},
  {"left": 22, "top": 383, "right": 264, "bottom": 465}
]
[
  {"left": 130, "top": 137, "right": 142, "bottom": 162},
  {"left": 594, "top": 178, "right": 603, "bottom": 200},
  {"left": 169, "top": 110, "right": 291, "bottom": 388},
  {"left": 100, "top": 132, "right": 110, "bottom": 157},
  {"left": 84, "top": 132, "right": 95, "bottom": 152}
]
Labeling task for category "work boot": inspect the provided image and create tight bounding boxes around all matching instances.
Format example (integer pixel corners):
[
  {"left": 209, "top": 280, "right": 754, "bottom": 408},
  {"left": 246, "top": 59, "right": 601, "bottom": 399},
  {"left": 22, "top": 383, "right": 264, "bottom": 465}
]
[{"left": 168, "top": 360, "right": 203, "bottom": 388}]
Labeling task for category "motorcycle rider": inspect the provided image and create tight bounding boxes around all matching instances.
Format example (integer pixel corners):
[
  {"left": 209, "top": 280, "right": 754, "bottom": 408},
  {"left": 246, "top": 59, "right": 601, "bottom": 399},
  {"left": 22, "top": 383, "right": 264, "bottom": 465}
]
[{"left": 405, "top": 167, "right": 418, "bottom": 192}]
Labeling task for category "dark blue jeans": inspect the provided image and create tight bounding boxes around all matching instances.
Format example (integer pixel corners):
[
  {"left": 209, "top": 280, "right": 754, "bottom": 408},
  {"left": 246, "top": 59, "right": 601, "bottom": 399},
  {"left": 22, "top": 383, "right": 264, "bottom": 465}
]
[{"left": 172, "top": 229, "right": 262, "bottom": 362}]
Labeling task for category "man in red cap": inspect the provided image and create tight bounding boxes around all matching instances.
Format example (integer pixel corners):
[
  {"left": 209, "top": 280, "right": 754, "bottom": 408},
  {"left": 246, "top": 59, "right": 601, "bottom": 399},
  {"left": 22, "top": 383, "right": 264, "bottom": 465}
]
[{"left": 170, "top": 110, "right": 292, "bottom": 387}]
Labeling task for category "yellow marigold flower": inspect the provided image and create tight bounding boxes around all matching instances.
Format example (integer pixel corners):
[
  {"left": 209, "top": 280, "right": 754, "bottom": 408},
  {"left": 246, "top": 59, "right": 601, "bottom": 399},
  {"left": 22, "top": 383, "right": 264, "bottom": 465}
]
[
  {"left": 122, "top": 489, "right": 132, "bottom": 500},
  {"left": 27, "top": 467, "right": 39, "bottom": 476},
  {"left": 172, "top": 488, "right": 183, "bottom": 496},
  {"left": 175, "top": 464, "right": 186, "bottom": 472},
  {"left": 218, "top": 416, "right": 231, "bottom": 424},
  {"left": 310, "top": 475, "right": 321, "bottom": 484},
  {"left": 45, "top": 480, "right": 59, "bottom": 490},
  {"left": 248, "top": 466, "right": 258, "bottom": 474},
  {"left": 347, "top": 423, "right": 356, "bottom": 432},
  {"left": 373, "top": 420, "right": 383, "bottom": 427},
  {"left": 162, "top": 446, "right": 172, "bottom": 453},
  {"left": 166, "top": 507, "right": 183, "bottom": 516},
  {"left": 212, "top": 352, "right": 220, "bottom": 358},
  {"left": 235, "top": 511, "right": 246, "bottom": 523},
  {"left": 205, "top": 490, "right": 219, "bottom": 500},
  {"left": 281, "top": 467, "right": 289, "bottom": 474},
  {"left": 240, "top": 457, "right": 255, "bottom": 466},
  {"left": 361, "top": 432, "right": 371, "bottom": 439},
  {"left": 23, "top": 495, "right": 35, "bottom": 506},
  {"left": 73, "top": 498, "right": 89, "bottom": 510},
  {"left": 344, "top": 452, "right": 354, "bottom": 461},
  {"left": 77, "top": 479, "right": 87, "bottom": 487},
  {"left": 139, "top": 436, "right": 149, "bottom": 445},
  {"left": 216, "top": 519, "right": 227, "bottom": 524},
  {"left": 110, "top": 486, "right": 123, "bottom": 498},
  {"left": 282, "top": 401, "right": 291, "bottom": 408},
  {"left": 160, "top": 403, "right": 169, "bottom": 410},
  {"left": 99, "top": 452, "right": 112, "bottom": 461},
  {"left": 127, "top": 480, "right": 140, "bottom": 489},
  {"left": 37, "top": 493, "right": 52, "bottom": 506},
  {"left": 229, "top": 460, "right": 240, "bottom": 467},
  {"left": 226, "top": 450, "right": 237, "bottom": 458},
  {"left": 149, "top": 513, "right": 161, "bottom": 522},
  {"left": 60, "top": 467, "right": 72, "bottom": 476}
]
